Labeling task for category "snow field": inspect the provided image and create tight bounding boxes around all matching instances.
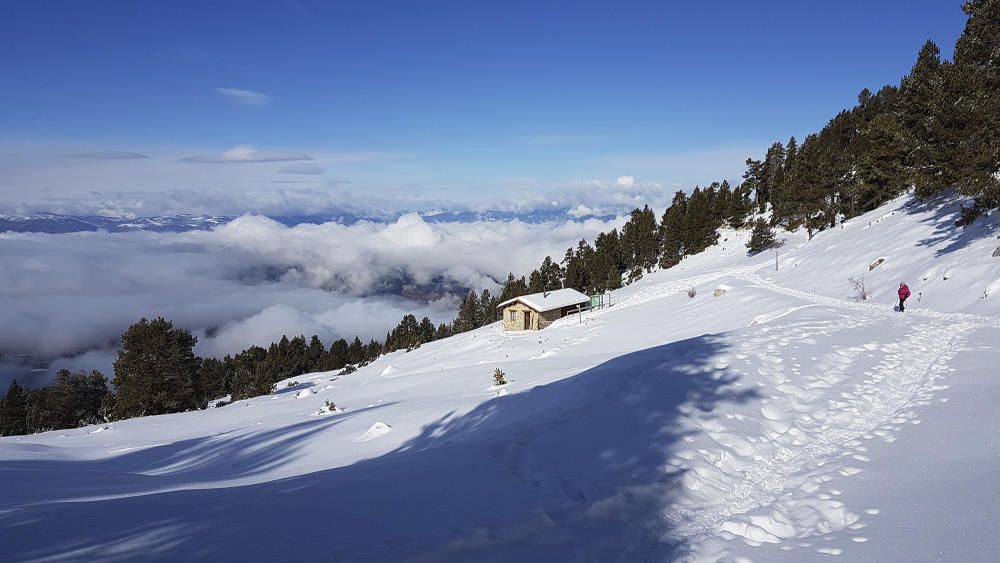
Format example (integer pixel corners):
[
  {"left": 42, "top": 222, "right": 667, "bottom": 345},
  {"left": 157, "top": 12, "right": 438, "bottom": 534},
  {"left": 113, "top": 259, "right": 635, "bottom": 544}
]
[{"left": 1, "top": 194, "right": 999, "bottom": 561}]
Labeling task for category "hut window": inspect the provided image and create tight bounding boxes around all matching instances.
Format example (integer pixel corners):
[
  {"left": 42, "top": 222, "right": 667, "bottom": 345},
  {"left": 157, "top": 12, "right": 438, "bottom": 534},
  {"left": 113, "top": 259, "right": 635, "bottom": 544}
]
[{"left": 508, "top": 310, "right": 517, "bottom": 322}]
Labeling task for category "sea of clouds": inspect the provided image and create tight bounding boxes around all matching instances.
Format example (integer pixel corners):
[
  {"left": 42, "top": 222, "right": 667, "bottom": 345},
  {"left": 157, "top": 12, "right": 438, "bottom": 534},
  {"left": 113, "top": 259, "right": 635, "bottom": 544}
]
[{"left": 0, "top": 213, "right": 622, "bottom": 388}]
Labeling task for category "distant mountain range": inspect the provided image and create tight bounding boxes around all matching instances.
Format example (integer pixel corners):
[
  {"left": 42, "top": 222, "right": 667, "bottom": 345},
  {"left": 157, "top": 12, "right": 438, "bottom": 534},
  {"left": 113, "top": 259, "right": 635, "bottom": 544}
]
[
  {"left": 0, "top": 213, "right": 234, "bottom": 234},
  {"left": 0, "top": 208, "right": 613, "bottom": 234}
]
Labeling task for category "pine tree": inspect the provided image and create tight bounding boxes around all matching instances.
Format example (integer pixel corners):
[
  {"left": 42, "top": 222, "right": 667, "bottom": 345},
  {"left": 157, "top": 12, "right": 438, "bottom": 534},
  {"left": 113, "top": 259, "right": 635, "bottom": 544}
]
[
  {"left": 198, "top": 357, "right": 230, "bottom": 404},
  {"left": 771, "top": 138, "right": 800, "bottom": 222},
  {"left": 949, "top": 0, "right": 1000, "bottom": 213},
  {"left": 419, "top": 316, "right": 436, "bottom": 343},
  {"left": 762, "top": 142, "right": 788, "bottom": 211},
  {"left": 304, "top": 335, "right": 326, "bottom": 373},
  {"left": 365, "top": 339, "right": 382, "bottom": 362},
  {"left": 681, "top": 187, "right": 719, "bottom": 254},
  {"left": 527, "top": 269, "right": 545, "bottom": 293},
  {"left": 48, "top": 369, "right": 110, "bottom": 429},
  {"left": 258, "top": 341, "right": 283, "bottom": 385},
  {"left": 604, "top": 228, "right": 624, "bottom": 272},
  {"left": 743, "top": 157, "right": 766, "bottom": 212},
  {"left": 814, "top": 109, "right": 859, "bottom": 222},
  {"left": 454, "top": 291, "right": 481, "bottom": 332},
  {"left": 479, "top": 289, "right": 499, "bottom": 324},
  {"left": 562, "top": 247, "right": 585, "bottom": 291},
  {"left": 346, "top": 337, "right": 365, "bottom": 365},
  {"left": 499, "top": 273, "right": 528, "bottom": 302},
  {"left": 399, "top": 314, "right": 421, "bottom": 348},
  {"left": 574, "top": 239, "right": 594, "bottom": 290},
  {"left": 292, "top": 336, "right": 310, "bottom": 375},
  {"left": 901, "top": 40, "right": 952, "bottom": 197},
  {"left": 789, "top": 134, "right": 834, "bottom": 237},
  {"left": 229, "top": 345, "right": 269, "bottom": 400},
  {"left": 604, "top": 267, "right": 622, "bottom": 290},
  {"left": 772, "top": 137, "right": 799, "bottom": 223},
  {"left": 435, "top": 323, "right": 452, "bottom": 340},
  {"left": 858, "top": 111, "right": 909, "bottom": 211},
  {"left": 659, "top": 190, "right": 688, "bottom": 268},
  {"left": 726, "top": 183, "right": 754, "bottom": 228},
  {"left": 746, "top": 218, "right": 777, "bottom": 254},
  {"left": 592, "top": 228, "right": 622, "bottom": 290},
  {"left": 0, "top": 379, "right": 28, "bottom": 436},
  {"left": 538, "top": 256, "right": 563, "bottom": 291},
  {"left": 326, "top": 339, "right": 349, "bottom": 371},
  {"left": 620, "top": 205, "right": 660, "bottom": 275},
  {"left": 112, "top": 317, "right": 200, "bottom": 418},
  {"left": 24, "top": 387, "right": 56, "bottom": 434}
]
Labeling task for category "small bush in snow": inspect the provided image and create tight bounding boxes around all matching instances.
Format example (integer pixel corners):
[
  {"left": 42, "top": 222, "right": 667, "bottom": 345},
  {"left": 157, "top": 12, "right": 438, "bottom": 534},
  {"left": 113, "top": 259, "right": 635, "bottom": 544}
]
[
  {"left": 687, "top": 287, "right": 697, "bottom": 298},
  {"left": 286, "top": 381, "right": 299, "bottom": 388},
  {"left": 340, "top": 365, "right": 357, "bottom": 375},
  {"left": 848, "top": 276, "right": 870, "bottom": 301},
  {"left": 493, "top": 368, "right": 508, "bottom": 386},
  {"left": 325, "top": 399, "right": 337, "bottom": 412}
]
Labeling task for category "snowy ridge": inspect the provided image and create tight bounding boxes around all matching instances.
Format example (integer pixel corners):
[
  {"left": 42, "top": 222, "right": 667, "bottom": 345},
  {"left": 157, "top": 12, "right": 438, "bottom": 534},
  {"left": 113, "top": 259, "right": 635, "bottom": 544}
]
[{"left": 1, "top": 195, "right": 999, "bottom": 561}]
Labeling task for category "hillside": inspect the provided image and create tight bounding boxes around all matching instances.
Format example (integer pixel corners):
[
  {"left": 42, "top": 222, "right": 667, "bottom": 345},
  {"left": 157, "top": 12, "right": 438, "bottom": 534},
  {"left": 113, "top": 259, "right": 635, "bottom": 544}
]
[{"left": 2, "top": 194, "right": 998, "bottom": 562}]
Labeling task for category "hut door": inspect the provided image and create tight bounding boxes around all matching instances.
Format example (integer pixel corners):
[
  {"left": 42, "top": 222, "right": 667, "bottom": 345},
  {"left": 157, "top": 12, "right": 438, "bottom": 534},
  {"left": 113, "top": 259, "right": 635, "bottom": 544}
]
[{"left": 523, "top": 311, "right": 531, "bottom": 330}]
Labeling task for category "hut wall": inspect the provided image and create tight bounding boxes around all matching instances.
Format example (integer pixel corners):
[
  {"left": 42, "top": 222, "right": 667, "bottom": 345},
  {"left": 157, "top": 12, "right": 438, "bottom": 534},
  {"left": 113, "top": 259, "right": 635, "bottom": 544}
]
[
  {"left": 502, "top": 302, "right": 535, "bottom": 331},
  {"left": 501, "top": 301, "right": 587, "bottom": 331},
  {"left": 536, "top": 308, "right": 564, "bottom": 330}
]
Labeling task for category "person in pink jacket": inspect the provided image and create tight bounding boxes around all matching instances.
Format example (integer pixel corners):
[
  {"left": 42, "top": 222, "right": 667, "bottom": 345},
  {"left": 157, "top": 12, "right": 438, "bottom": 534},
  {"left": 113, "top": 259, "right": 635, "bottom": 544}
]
[{"left": 898, "top": 282, "right": 911, "bottom": 312}]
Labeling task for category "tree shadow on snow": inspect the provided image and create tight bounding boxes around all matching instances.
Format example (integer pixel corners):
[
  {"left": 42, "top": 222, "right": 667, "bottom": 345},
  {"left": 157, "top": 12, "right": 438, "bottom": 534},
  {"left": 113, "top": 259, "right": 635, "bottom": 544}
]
[
  {"left": 0, "top": 404, "right": 390, "bottom": 508},
  {"left": 901, "top": 192, "right": 1000, "bottom": 257},
  {"left": 0, "top": 334, "right": 757, "bottom": 562}
]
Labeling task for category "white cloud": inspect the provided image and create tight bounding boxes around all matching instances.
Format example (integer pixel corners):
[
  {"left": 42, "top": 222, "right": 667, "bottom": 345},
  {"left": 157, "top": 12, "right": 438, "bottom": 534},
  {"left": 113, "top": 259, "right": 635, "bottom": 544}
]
[
  {"left": 215, "top": 87, "right": 271, "bottom": 107},
  {"left": 567, "top": 204, "right": 602, "bottom": 218},
  {"left": 0, "top": 214, "right": 621, "bottom": 382},
  {"left": 180, "top": 145, "right": 314, "bottom": 164},
  {"left": 616, "top": 175, "right": 635, "bottom": 188}
]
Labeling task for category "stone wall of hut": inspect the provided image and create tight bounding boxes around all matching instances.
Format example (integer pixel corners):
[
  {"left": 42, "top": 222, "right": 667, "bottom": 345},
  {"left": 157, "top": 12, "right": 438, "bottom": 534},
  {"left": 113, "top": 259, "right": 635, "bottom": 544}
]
[{"left": 501, "top": 302, "right": 585, "bottom": 331}]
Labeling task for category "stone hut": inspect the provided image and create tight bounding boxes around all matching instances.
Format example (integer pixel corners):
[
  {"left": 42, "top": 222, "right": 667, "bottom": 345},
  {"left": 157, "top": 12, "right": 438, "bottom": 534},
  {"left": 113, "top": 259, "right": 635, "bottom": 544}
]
[{"left": 498, "top": 288, "right": 590, "bottom": 331}]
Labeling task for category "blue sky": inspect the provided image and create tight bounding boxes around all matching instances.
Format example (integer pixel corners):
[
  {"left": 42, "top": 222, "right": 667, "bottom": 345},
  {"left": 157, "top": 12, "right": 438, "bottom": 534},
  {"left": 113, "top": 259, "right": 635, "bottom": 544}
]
[{"left": 0, "top": 0, "right": 967, "bottom": 215}]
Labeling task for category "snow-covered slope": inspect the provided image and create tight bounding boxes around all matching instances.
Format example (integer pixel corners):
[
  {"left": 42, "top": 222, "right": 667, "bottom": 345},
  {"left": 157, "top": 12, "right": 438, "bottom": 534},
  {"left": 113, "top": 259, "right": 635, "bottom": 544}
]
[{"left": 2, "top": 194, "right": 998, "bottom": 562}]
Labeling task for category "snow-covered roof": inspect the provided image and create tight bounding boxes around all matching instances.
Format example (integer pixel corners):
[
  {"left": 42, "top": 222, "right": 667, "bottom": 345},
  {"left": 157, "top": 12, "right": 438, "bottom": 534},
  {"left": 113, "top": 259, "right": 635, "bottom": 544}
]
[{"left": 497, "top": 288, "right": 590, "bottom": 312}]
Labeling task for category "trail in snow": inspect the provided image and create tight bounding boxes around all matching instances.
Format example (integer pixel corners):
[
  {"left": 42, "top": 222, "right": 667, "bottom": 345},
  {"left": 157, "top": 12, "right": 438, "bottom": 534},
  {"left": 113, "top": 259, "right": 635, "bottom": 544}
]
[
  {"left": 745, "top": 272, "right": 1000, "bottom": 329},
  {"left": 670, "top": 318, "right": 972, "bottom": 554},
  {"left": 639, "top": 268, "right": 984, "bottom": 559}
]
